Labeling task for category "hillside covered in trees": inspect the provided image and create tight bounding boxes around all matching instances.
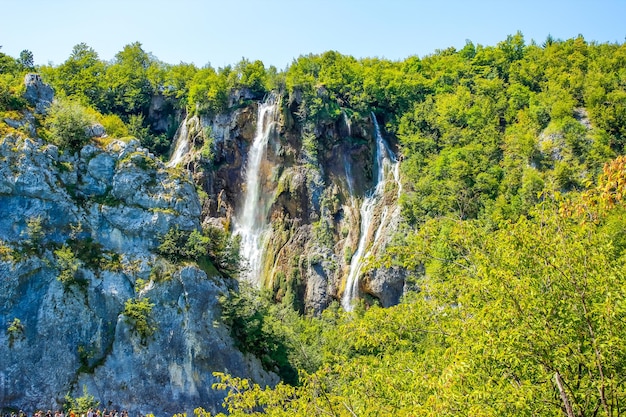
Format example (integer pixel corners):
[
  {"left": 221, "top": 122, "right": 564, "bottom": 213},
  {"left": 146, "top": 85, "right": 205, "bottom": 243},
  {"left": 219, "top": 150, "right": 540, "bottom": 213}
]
[{"left": 1, "top": 32, "right": 626, "bottom": 416}]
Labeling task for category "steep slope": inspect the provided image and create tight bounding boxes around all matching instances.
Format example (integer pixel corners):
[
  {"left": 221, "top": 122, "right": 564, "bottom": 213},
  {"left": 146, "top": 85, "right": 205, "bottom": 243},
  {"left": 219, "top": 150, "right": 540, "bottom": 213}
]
[{"left": 0, "top": 128, "right": 275, "bottom": 414}]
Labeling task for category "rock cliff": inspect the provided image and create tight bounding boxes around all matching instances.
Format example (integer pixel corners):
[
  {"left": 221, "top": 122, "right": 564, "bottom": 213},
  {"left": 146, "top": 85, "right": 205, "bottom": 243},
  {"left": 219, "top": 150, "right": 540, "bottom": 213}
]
[
  {"left": 170, "top": 90, "right": 406, "bottom": 314},
  {"left": 0, "top": 133, "right": 275, "bottom": 415}
]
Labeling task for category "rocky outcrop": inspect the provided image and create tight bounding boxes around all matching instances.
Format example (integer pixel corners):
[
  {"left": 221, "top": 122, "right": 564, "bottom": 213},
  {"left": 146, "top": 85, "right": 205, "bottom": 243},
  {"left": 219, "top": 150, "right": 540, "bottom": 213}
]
[
  {"left": 0, "top": 134, "right": 275, "bottom": 415},
  {"left": 23, "top": 73, "right": 54, "bottom": 114},
  {"left": 170, "top": 91, "right": 406, "bottom": 314}
]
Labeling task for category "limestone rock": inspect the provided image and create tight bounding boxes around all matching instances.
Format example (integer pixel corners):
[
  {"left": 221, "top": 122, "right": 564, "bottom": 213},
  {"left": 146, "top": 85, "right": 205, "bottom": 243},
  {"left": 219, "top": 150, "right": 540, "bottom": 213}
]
[
  {"left": 363, "top": 267, "right": 407, "bottom": 307},
  {"left": 85, "top": 123, "right": 106, "bottom": 138},
  {"left": 78, "top": 266, "right": 278, "bottom": 416},
  {"left": 174, "top": 97, "right": 407, "bottom": 313},
  {"left": 23, "top": 73, "right": 54, "bottom": 114},
  {"left": 0, "top": 135, "right": 274, "bottom": 415}
]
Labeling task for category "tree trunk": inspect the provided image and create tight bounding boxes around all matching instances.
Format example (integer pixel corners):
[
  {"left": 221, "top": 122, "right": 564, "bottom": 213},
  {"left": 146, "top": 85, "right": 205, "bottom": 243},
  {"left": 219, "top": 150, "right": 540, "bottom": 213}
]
[{"left": 555, "top": 371, "right": 575, "bottom": 417}]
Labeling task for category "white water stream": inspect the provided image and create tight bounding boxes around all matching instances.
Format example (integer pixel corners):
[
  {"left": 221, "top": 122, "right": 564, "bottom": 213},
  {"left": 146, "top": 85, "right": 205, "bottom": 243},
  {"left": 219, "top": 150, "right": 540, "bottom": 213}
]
[
  {"left": 234, "top": 95, "right": 279, "bottom": 283},
  {"left": 167, "top": 118, "right": 192, "bottom": 168},
  {"left": 341, "top": 114, "right": 400, "bottom": 311}
]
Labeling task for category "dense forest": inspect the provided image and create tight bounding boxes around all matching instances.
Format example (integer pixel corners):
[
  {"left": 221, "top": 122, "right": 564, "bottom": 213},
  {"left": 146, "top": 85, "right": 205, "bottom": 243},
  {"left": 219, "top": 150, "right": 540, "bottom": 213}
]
[{"left": 2, "top": 32, "right": 626, "bottom": 416}]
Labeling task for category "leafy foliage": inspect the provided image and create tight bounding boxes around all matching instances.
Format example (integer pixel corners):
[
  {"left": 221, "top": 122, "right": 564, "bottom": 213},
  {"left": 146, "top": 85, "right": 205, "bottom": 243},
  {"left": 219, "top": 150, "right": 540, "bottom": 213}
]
[
  {"left": 158, "top": 226, "right": 240, "bottom": 276},
  {"left": 54, "top": 244, "right": 83, "bottom": 288},
  {"left": 122, "top": 297, "right": 156, "bottom": 343},
  {"left": 3, "top": 35, "right": 626, "bottom": 416},
  {"left": 219, "top": 284, "right": 301, "bottom": 384},
  {"left": 64, "top": 385, "right": 100, "bottom": 414},
  {"left": 45, "top": 98, "right": 96, "bottom": 151},
  {"left": 6, "top": 317, "right": 24, "bottom": 347}
]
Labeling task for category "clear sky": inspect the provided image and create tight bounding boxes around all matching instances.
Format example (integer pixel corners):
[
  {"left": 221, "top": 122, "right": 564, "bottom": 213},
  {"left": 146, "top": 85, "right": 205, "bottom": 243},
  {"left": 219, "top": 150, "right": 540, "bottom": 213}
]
[{"left": 1, "top": 0, "right": 625, "bottom": 69}]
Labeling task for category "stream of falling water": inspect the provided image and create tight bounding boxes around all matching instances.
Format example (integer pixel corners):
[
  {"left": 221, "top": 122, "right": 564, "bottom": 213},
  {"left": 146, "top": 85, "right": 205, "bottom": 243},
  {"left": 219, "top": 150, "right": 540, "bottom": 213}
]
[
  {"left": 235, "top": 95, "right": 279, "bottom": 283},
  {"left": 341, "top": 114, "right": 400, "bottom": 311},
  {"left": 167, "top": 118, "right": 192, "bottom": 168}
]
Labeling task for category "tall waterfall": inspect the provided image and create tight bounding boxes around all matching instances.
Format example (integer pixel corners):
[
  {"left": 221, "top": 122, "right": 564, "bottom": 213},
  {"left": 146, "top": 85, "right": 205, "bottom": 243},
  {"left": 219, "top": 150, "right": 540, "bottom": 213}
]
[
  {"left": 341, "top": 114, "right": 400, "bottom": 311},
  {"left": 235, "top": 95, "right": 279, "bottom": 283}
]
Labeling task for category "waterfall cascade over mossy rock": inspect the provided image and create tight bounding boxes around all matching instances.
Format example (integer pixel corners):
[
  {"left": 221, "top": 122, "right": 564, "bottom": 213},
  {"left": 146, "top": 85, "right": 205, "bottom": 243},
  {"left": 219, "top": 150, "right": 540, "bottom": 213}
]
[{"left": 172, "top": 92, "right": 407, "bottom": 314}]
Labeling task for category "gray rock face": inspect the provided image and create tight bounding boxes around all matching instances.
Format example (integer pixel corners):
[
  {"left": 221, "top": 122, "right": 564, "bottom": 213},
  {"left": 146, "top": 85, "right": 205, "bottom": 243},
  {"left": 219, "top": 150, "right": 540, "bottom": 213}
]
[
  {"left": 0, "top": 135, "right": 275, "bottom": 415},
  {"left": 85, "top": 123, "right": 106, "bottom": 138},
  {"left": 364, "top": 267, "right": 407, "bottom": 307},
  {"left": 78, "top": 266, "right": 277, "bottom": 416},
  {"left": 23, "top": 73, "right": 54, "bottom": 114}
]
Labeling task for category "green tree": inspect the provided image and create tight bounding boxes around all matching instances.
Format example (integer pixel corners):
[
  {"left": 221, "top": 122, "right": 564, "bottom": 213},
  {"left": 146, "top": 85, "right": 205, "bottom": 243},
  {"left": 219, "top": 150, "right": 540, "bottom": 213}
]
[
  {"left": 188, "top": 66, "right": 229, "bottom": 114},
  {"left": 163, "top": 62, "right": 198, "bottom": 107},
  {"left": 17, "top": 49, "right": 34, "bottom": 70},
  {"left": 229, "top": 58, "right": 268, "bottom": 96},
  {"left": 219, "top": 284, "right": 298, "bottom": 384},
  {"left": 0, "top": 47, "right": 19, "bottom": 74},
  {"left": 51, "top": 43, "right": 106, "bottom": 109},
  {"left": 46, "top": 98, "right": 96, "bottom": 151},
  {"left": 105, "top": 42, "right": 155, "bottom": 116}
]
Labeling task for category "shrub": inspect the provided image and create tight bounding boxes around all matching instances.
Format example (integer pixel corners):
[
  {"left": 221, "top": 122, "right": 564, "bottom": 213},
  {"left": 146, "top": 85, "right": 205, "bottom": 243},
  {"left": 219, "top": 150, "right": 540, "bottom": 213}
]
[
  {"left": 158, "top": 227, "right": 210, "bottom": 261},
  {"left": 64, "top": 385, "right": 99, "bottom": 414},
  {"left": 46, "top": 98, "right": 96, "bottom": 151},
  {"left": 123, "top": 297, "right": 156, "bottom": 343},
  {"left": 98, "top": 113, "right": 128, "bottom": 138},
  {"left": 55, "top": 244, "right": 83, "bottom": 288},
  {"left": 158, "top": 226, "right": 241, "bottom": 276},
  {"left": 7, "top": 317, "right": 24, "bottom": 347},
  {"left": 219, "top": 284, "right": 297, "bottom": 384},
  {"left": 22, "top": 216, "right": 45, "bottom": 254},
  {"left": 0, "top": 240, "right": 15, "bottom": 262},
  {"left": 0, "top": 73, "right": 26, "bottom": 111}
]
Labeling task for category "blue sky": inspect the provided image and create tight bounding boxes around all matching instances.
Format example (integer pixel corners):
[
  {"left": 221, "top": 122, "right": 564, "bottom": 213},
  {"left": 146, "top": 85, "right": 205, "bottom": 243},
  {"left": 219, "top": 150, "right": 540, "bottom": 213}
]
[{"left": 1, "top": 0, "right": 625, "bottom": 69}]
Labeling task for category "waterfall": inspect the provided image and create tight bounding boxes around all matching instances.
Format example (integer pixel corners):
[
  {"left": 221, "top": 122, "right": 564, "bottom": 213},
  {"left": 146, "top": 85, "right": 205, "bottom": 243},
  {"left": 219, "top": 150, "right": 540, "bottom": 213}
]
[
  {"left": 343, "top": 111, "right": 353, "bottom": 137},
  {"left": 234, "top": 95, "right": 279, "bottom": 283},
  {"left": 167, "top": 118, "right": 192, "bottom": 168},
  {"left": 341, "top": 114, "right": 400, "bottom": 311}
]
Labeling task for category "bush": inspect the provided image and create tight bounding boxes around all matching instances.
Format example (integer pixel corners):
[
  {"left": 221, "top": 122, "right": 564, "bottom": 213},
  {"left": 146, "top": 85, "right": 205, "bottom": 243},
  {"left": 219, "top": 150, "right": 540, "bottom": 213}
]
[
  {"left": 158, "top": 227, "right": 210, "bottom": 261},
  {"left": 157, "top": 226, "right": 240, "bottom": 275},
  {"left": 55, "top": 244, "right": 83, "bottom": 288},
  {"left": 0, "top": 73, "right": 26, "bottom": 111},
  {"left": 7, "top": 317, "right": 24, "bottom": 347},
  {"left": 22, "top": 216, "right": 45, "bottom": 254},
  {"left": 123, "top": 297, "right": 156, "bottom": 343},
  {"left": 98, "top": 113, "right": 128, "bottom": 138},
  {"left": 64, "top": 385, "right": 99, "bottom": 414},
  {"left": 219, "top": 284, "right": 298, "bottom": 384},
  {"left": 0, "top": 239, "right": 15, "bottom": 262},
  {"left": 46, "top": 98, "right": 96, "bottom": 151}
]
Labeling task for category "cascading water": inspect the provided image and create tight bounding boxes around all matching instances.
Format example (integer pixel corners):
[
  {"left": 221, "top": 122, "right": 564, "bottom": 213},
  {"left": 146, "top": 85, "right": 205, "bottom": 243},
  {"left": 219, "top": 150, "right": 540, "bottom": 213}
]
[
  {"left": 343, "top": 111, "right": 353, "bottom": 137},
  {"left": 167, "top": 118, "right": 192, "bottom": 167},
  {"left": 235, "top": 95, "right": 279, "bottom": 283},
  {"left": 341, "top": 113, "right": 400, "bottom": 311}
]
